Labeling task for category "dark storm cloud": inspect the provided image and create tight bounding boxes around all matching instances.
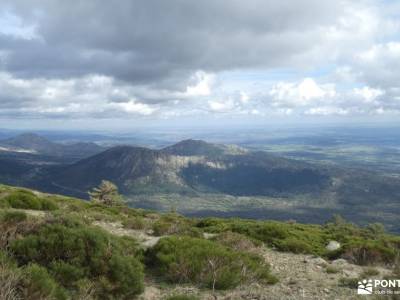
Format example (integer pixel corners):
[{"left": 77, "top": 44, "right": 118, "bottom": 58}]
[
  {"left": 2, "top": 0, "right": 343, "bottom": 86},
  {"left": 1, "top": 0, "right": 399, "bottom": 122}
]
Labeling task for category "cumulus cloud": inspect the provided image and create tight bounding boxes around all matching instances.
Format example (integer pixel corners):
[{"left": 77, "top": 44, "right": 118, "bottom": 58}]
[
  {"left": 269, "top": 78, "right": 336, "bottom": 106},
  {"left": 0, "top": 72, "right": 159, "bottom": 118},
  {"left": 0, "top": 0, "right": 399, "bottom": 122}
]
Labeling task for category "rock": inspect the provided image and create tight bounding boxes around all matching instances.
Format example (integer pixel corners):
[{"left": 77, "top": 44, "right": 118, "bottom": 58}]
[
  {"left": 304, "top": 257, "right": 327, "bottom": 266},
  {"left": 138, "top": 286, "right": 161, "bottom": 300},
  {"left": 326, "top": 240, "right": 341, "bottom": 251},
  {"left": 343, "top": 269, "right": 359, "bottom": 278},
  {"left": 331, "top": 258, "right": 348, "bottom": 265},
  {"left": 203, "top": 232, "right": 218, "bottom": 239}
]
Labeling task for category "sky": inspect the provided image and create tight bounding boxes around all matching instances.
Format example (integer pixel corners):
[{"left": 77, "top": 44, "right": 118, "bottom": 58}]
[{"left": 0, "top": 0, "right": 400, "bottom": 130}]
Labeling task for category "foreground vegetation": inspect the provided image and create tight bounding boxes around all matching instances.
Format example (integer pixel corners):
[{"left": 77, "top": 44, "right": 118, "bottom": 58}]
[{"left": 0, "top": 184, "right": 399, "bottom": 299}]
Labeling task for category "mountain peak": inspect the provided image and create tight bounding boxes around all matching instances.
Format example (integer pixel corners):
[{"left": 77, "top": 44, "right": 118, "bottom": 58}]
[
  {"left": 171, "top": 139, "right": 211, "bottom": 148},
  {"left": 162, "top": 139, "right": 225, "bottom": 156},
  {"left": 0, "top": 133, "right": 103, "bottom": 159}
]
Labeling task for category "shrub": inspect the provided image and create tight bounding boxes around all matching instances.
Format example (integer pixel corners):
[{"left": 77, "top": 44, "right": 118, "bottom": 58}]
[
  {"left": 0, "top": 211, "right": 38, "bottom": 251},
  {"left": 10, "top": 222, "right": 144, "bottom": 298},
  {"left": 3, "top": 190, "right": 41, "bottom": 210},
  {"left": 212, "top": 231, "right": 261, "bottom": 252},
  {"left": 341, "top": 242, "right": 396, "bottom": 265},
  {"left": 123, "top": 216, "right": 146, "bottom": 230},
  {"left": 105, "top": 255, "right": 144, "bottom": 298},
  {"left": 2, "top": 190, "right": 57, "bottom": 211},
  {"left": 276, "top": 237, "right": 313, "bottom": 254},
  {"left": 366, "top": 223, "right": 386, "bottom": 235},
  {"left": 229, "top": 221, "right": 289, "bottom": 245},
  {"left": 1, "top": 211, "right": 27, "bottom": 224},
  {"left": 152, "top": 214, "right": 202, "bottom": 237},
  {"left": 338, "top": 277, "right": 358, "bottom": 288},
  {"left": 147, "top": 236, "right": 277, "bottom": 290},
  {"left": 325, "top": 266, "right": 340, "bottom": 274},
  {"left": 196, "top": 219, "right": 326, "bottom": 255},
  {"left": 0, "top": 251, "right": 21, "bottom": 300},
  {"left": 39, "top": 198, "right": 58, "bottom": 211},
  {"left": 23, "top": 264, "right": 67, "bottom": 300},
  {"left": 361, "top": 268, "right": 380, "bottom": 277}
]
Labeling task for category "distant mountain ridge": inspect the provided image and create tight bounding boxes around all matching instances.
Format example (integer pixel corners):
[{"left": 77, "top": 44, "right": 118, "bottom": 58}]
[
  {"left": 0, "top": 136, "right": 399, "bottom": 231},
  {"left": 46, "top": 139, "right": 400, "bottom": 206},
  {"left": 0, "top": 133, "right": 104, "bottom": 159}
]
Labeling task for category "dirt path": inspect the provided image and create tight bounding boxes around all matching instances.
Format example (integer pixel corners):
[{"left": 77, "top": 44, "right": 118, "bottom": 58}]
[{"left": 92, "top": 221, "right": 162, "bottom": 248}]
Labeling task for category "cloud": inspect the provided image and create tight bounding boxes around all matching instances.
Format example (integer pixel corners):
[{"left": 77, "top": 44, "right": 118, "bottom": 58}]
[
  {"left": 0, "top": 72, "right": 160, "bottom": 118},
  {"left": 0, "top": 0, "right": 399, "bottom": 123},
  {"left": 354, "top": 42, "right": 400, "bottom": 89},
  {"left": 269, "top": 78, "right": 336, "bottom": 106},
  {"left": 185, "top": 71, "right": 215, "bottom": 97},
  {"left": 0, "top": 0, "right": 354, "bottom": 84}
]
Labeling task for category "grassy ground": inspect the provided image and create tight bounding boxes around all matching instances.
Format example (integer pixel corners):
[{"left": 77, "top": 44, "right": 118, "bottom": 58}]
[{"left": 0, "top": 184, "right": 400, "bottom": 299}]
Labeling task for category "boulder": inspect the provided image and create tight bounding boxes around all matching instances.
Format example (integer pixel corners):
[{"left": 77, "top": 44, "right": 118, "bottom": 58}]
[{"left": 326, "top": 240, "right": 341, "bottom": 251}]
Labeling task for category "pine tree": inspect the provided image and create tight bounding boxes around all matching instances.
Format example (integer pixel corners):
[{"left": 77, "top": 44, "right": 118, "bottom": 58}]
[{"left": 88, "top": 180, "right": 124, "bottom": 206}]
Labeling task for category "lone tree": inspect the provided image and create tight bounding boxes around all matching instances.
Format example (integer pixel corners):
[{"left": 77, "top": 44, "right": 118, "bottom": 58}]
[{"left": 88, "top": 180, "right": 124, "bottom": 206}]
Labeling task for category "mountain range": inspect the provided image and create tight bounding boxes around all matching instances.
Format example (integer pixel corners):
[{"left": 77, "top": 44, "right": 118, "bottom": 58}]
[
  {"left": 0, "top": 133, "right": 399, "bottom": 231},
  {"left": 0, "top": 133, "right": 103, "bottom": 159}
]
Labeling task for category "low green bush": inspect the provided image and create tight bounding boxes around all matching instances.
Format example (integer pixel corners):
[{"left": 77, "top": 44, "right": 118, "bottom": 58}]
[
  {"left": 325, "top": 266, "right": 340, "bottom": 274},
  {"left": 0, "top": 250, "right": 21, "bottom": 300},
  {"left": 341, "top": 241, "right": 396, "bottom": 265},
  {"left": 147, "top": 236, "right": 277, "bottom": 290},
  {"left": 40, "top": 198, "right": 58, "bottom": 211},
  {"left": 152, "top": 214, "right": 202, "bottom": 237},
  {"left": 276, "top": 237, "right": 313, "bottom": 254},
  {"left": 2, "top": 190, "right": 57, "bottom": 211},
  {"left": 197, "top": 218, "right": 327, "bottom": 255},
  {"left": 123, "top": 216, "right": 146, "bottom": 230},
  {"left": 338, "top": 277, "right": 358, "bottom": 288},
  {"left": 1, "top": 210, "right": 27, "bottom": 224},
  {"left": 10, "top": 221, "right": 144, "bottom": 299},
  {"left": 23, "top": 264, "right": 67, "bottom": 300},
  {"left": 361, "top": 268, "right": 380, "bottom": 277},
  {"left": 212, "top": 231, "right": 261, "bottom": 252},
  {"left": 197, "top": 217, "right": 400, "bottom": 265}
]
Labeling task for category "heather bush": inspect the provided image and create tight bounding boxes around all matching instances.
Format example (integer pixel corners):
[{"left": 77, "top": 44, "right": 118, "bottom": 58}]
[
  {"left": 152, "top": 214, "right": 202, "bottom": 237},
  {"left": 1, "top": 210, "right": 27, "bottom": 224},
  {"left": 212, "top": 231, "right": 261, "bottom": 252},
  {"left": 123, "top": 216, "right": 146, "bottom": 230},
  {"left": 276, "top": 237, "right": 313, "bottom": 254},
  {"left": 197, "top": 217, "right": 400, "bottom": 265},
  {"left": 22, "top": 264, "right": 67, "bottom": 300},
  {"left": 10, "top": 221, "right": 144, "bottom": 299},
  {"left": 0, "top": 251, "right": 21, "bottom": 300},
  {"left": 147, "top": 236, "right": 277, "bottom": 290},
  {"left": 2, "top": 190, "right": 57, "bottom": 211}
]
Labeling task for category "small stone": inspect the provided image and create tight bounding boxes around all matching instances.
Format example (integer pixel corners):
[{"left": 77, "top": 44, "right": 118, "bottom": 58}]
[
  {"left": 331, "top": 258, "right": 348, "bottom": 265},
  {"left": 313, "top": 257, "right": 328, "bottom": 266},
  {"left": 326, "top": 240, "right": 341, "bottom": 251},
  {"left": 343, "top": 269, "right": 358, "bottom": 278}
]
